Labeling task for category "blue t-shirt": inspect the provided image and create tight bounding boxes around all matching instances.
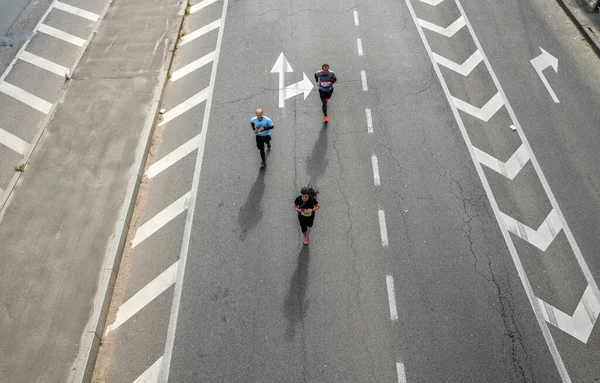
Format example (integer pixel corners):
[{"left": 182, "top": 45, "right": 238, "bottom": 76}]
[{"left": 250, "top": 116, "right": 273, "bottom": 137}]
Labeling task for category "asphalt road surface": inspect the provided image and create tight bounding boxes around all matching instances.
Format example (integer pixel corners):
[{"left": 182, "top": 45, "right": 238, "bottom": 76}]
[{"left": 96, "top": 0, "right": 600, "bottom": 381}]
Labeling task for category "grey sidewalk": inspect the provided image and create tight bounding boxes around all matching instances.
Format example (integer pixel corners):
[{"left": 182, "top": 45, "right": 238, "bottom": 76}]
[
  {"left": 557, "top": 0, "right": 600, "bottom": 54},
  {"left": 0, "top": 0, "right": 182, "bottom": 381}
]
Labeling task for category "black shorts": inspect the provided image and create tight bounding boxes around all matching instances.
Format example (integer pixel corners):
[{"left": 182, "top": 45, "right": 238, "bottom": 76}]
[
  {"left": 298, "top": 214, "right": 315, "bottom": 232},
  {"left": 319, "top": 88, "right": 334, "bottom": 101},
  {"left": 255, "top": 135, "right": 271, "bottom": 150}
]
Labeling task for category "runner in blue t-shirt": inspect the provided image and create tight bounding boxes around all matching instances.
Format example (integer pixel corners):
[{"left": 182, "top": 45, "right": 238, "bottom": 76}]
[{"left": 250, "top": 108, "right": 274, "bottom": 168}]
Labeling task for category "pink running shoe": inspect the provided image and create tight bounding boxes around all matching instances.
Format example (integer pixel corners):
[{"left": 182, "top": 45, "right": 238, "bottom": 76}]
[{"left": 303, "top": 235, "right": 309, "bottom": 245}]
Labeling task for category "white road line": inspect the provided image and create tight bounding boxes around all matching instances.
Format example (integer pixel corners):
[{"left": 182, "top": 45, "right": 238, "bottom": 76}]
[
  {"left": 433, "top": 50, "right": 482, "bottom": 76},
  {"left": 178, "top": 19, "right": 220, "bottom": 47},
  {"left": 452, "top": 92, "right": 504, "bottom": 122},
  {"left": 132, "top": 192, "right": 190, "bottom": 248},
  {"left": 105, "top": 262, "right": 178, "bottom": 335},
  {"left": 133, "top": 356, "right": 163, "bottom": 383},
  {"left": 171, "top": 51, "right": 215, "bottom": 81},
  {"left": 189, "top": 0, "right": 220, "bottom": 14},
  {"left": 371, "top": 155, "right": 380, "bottom": 186},
  {"left": 357, "top": 38, "right": 363, "bottom": 56},
  {"left": 0, "top": 81, "right": 52, "bottom": 114},
  {"left": 378, "top": 210, "right": 388, "bottom": 247},
  {"left": 54, "top": 1, "right": 100, "bottom": 21},
  {"left": 396, "top": 362, "right": 407, "bottom": 383},
  {"left": 365, "top": 108, "right": 373, "bottom": 134},
  {"left": 38, "top": 24, "right": 86, "bottom": 46},
  {"left": 473, "top": 143, "right": 530, "bottom": 180},
  {"left": 146, "top": 134, "right": 201, "bottom": 179},
  {"left": 418, "top": 0, "right": 444, "bottom": 6},
  {"left": 405, "top": 0, "right": 574, "bottom": 380},
  {"left": 418, "top": 16, "right": 465, "bottom": 37},
  {"left": 501, "top": 209, "right": 562, "bottom": 251},
  {"left": 353, "top": 10, "right": 359, "bottom": 26},
  {"left": 159, "top": 87, "right": 209, "bottom": 126},
  {"left": 386, "top": 275, "right": 399, "bottom": 321},
  {"left": 160, "top": 1, "right": 228, "bottom": 380},
  {"left": 0, "top": 127, "right": 30, "bottom": 155},
  {"left": 20, "top": 51, "right": 69, "bottom": 76},
  {"left": 361, "top": 70, "right": 368, "bottom": 91}
]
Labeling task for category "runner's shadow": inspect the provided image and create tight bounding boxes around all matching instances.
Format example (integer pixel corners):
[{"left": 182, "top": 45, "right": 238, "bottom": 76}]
[
  {"left": 238, "top": 170, "right": 265, "bottom": 240},
  {"left": 284, "top": 246, "right": 310, "bottom": 342},
  {"left": 305, "top": 123, "right": 329, "bottom": 184}
]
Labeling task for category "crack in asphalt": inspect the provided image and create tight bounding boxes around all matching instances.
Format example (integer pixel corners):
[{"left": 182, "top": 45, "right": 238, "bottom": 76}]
[{"left": 414, "top": 68, "right": 435, "bottom": 96}]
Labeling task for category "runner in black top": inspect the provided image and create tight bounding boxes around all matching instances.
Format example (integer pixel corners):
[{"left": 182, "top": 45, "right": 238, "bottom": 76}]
[
  {"left": 314, "top": 64, "right": 337, "bottom": 123},
  {"left": 293, "top": 186, "right": 320, "bottom": 245}
]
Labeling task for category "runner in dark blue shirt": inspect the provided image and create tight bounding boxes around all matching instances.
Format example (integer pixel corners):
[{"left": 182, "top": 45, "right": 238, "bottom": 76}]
[{"left": 314, "top": 64, "right": 337, "bottom": 123}]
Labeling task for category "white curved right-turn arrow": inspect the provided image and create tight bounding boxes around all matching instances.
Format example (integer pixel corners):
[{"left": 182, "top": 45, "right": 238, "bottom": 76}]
[{"left": 531, "top": 47, "right": 559, "bottom": 103}]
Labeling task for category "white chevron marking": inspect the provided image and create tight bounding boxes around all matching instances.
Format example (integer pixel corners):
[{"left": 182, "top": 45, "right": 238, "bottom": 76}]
[
  {"left": 452, "top": 92, "right": 504, "bottom": 122},
  {"left": 473, "top": 144, "right": 530, "bottom": 180},
  {"left": 501, "top": 209, "right": 562, "bottom": 251},
  {"left": 433, "top": 50, "right": 483, "bottom": 76},
  {"left": 539, "top": 285, "right": 600, "bottom": 343},
  {"left": 417, "top": 0, "right": 445, "bottom": 5},
  {"left": 418, "top": 16, "right": 465, "bottom": 37}
]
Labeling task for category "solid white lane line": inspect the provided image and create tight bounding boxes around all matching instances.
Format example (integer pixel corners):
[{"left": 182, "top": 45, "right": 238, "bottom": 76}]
[
  {"left": 132, "top": 192, "right": 190, "bottom": 248},
  {"left": 396, "top": 362, "right": 407, "bottom": 383},
  {"left": 371, "top": 155, "right": 380, "bottom": 186},
  {"left": 405, "top": 0, "right": 572, "bottom": 380},
  {"left": 171, "top": 51, "right": 215, "bottom": 81},
  {"left": 386, "top": 275, "right": 399, "bottom": 321},
  {"left": 189, "top": 0, "right": 220, "bottom": 14},
  {"left": 20, "top": 51, "right": 69, "bottom": 76},
  {"left": 159, "top": 87, "right": 209, "bottom": 126},
  {"left": 178, "top": 19, "right": 220, "bottom": 47},
  {"left": 133, "top": 356, "right": 163, "bottom": 383},
  {"left": 54, "top": 1, "right": 100, "bottom": 21},
  {"left": 361, "top": 70, "right": 368, "bottom": 91},
  {"left": 146, "top": 134, "right": 201, "bottom": 179},
  {"left": 357, "top": 38, "right": 363, "bottom": 56},
  {"left": 105, "top": 262, "right": 178, "bottom": 335},
  {"left": 0, "top": 127, "right": 30, "bottom": 155},
  {"left": 366, "top": 108, "right": 373, "bottom": 134},
  {"left": 38, "top": 24, "right": 86, "bottom": 46},
  {"left": 353, "top": 10, "right": 359, "bottom": 26},
  {"left": 160, "top": 1, "right": 229, "bottom": 380},
  {"left": 378, "top": 210, "right": 388, "bottom": 247},
  {"left": 0, "top": 81, "right": 52, "bottom": 114}
]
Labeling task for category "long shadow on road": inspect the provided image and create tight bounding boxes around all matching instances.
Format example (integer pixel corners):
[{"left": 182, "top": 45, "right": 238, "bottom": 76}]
[
  {"left": 237, "top": 169, "right": 265, "bottom": 240},
  {"left": 305, "top": 123, "right": 329, "bottom": 185},
  {"left": 284, "top": 246, "right": 310, "bottom": 342}
]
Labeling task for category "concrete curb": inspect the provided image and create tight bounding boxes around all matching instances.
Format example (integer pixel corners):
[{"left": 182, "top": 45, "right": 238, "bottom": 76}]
[
  {"left": 70, "top": 3, "right": 188, "bottom": 383},
  {"left": 555, "top": 0, "right": 600, "bottom": 57}
]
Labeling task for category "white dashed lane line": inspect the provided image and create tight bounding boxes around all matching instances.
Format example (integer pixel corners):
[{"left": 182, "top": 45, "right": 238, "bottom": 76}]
[
  {"left": 365, "top": 108, "right": 373, "bottom": 134},
  {"left": 396, "top": 361, "right": 407, "bottom": 383},
  {"left": 378, "top": 209, "right": 389, "bottom": 247},
  {"left": 371, "top": 155, "right": 380, "bottom": 186},
  {"left": 386, "top": 275, "right": 399, "bottom": 321},
  {"left": 357, "top": 38, "right": 363, "bottom": 56},
  {"left": 353, "top": 10, "right": 359, "bottom": 26},
  {"left": 360, "top": 70, "right": 368, "bottom": 91}
]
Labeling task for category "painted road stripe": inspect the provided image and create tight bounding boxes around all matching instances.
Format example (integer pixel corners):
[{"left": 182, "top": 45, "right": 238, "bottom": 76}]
[
  {"left": 159, "top": 87, "right": 209, "bottom": 126},
  {"left": 38, "top": 24, "right": 86, "bottom": 46},
  {"left": 20, "top": 51, "right": 69, "bottom": 76},
  {"left": 54, "top": 1, "right": 100, "bottom": 21},
  {"left": 105, "top": 262, "right": 178, "bottom": 334},
  {"left": 501, "top": 209, "right": 562, "bottom": 251},
  {"left": 0, "top": 127, "right": 30, "bottom": 155},
  {"left": 371, "top": 155, "right": 380, "bottom": 186},
  {"left": 146, "top": 134, "right": 201, "bottom": 179},
  {"left": 357, "top": 38, "right": 363, "bottom": 56},
  {"left": 474, "top": 144, "right": 530, "bottom": 180},
  {"left": 189, "top": 0, "right": 220, "bottom": 14},
  {"left": 396, "top": 362, "right": 407, "bottom": 383},
  {"left": 418, "top": 16, "right": 465, "bottom": 37},
  {"left": 361, "top": 70, "right": 368, "bottom": 91},
  {"left": 433, "top": 50, "right": 482, "bottom": 76},
  {"left": 366, "top": 108, "right": 373, "bottom": 134},
  {"left": 178, "top": 19, "right": 220, "bottom": 47},
  {"left": 133, "top": 356, "right": 163, "bottom": 383},
  {"left": 353, "top": 10, "right": 359, "bottom": 26},
  {"left": 132, "top": 192, "right": 190, "bottom": 248},
  {"left": 418, "top": 0, "right": 444, "bottom": 5},
  {"left": 386, "top": 275, "right": 399, "bottom": 321},
  {"left": 171, "top": 51, "right": 215, "bottom": 81},
  {"left": 452, "top": 92, "right": 504, "bottom": 122},
  {"left": 0, "top": 81, "right": 52, "bottom": 114},
  {"left": 378, "top": 210, "right": 388, "bottom": 247}
]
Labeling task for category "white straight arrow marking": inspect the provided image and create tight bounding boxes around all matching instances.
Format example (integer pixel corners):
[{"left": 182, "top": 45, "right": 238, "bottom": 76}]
[
  {"left": 418, "top": 16, "right": 465, "bottom": 37},
  {"left": 539, "top": 285, "right": 600, "bottom": 343},
  {"left": 501, "top": 209, "right": 562, "bottom": 251},
  {"left": 452, "top": 92, "right": 504, "bottom": 122},
  {"left": 105, "top": 262, "right": 178, "bottom": 335},
  {"left": 473, "top": 143, "right": 530, "bottom": 180},
  {"left": 270, "top": 52, "right": 293, "bottom": 108},
  {"left": 530, "top": 47, "right": 559, "bottom": 103},
  {"left": 433, "top": 50, "right": 482, "bottom": 76}
]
